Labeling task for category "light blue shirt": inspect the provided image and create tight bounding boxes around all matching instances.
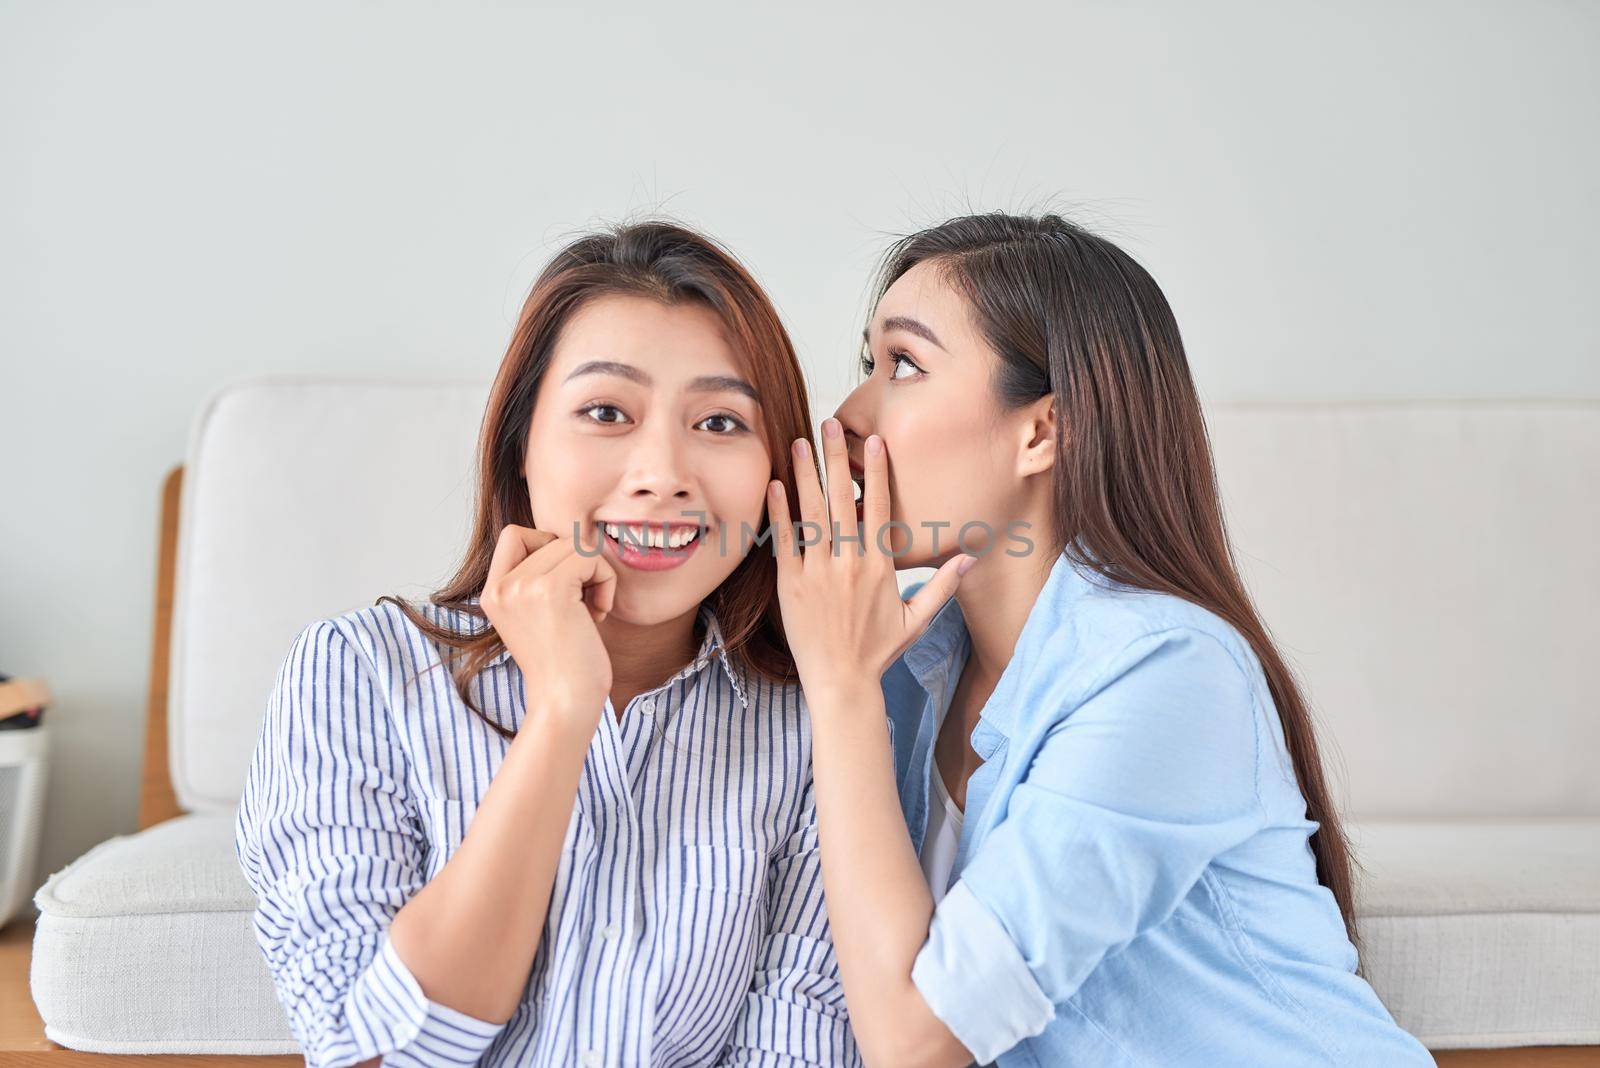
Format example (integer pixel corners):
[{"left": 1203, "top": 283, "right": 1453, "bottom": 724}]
[
  {"left": 235, "top": 598, "right": 860, "bottom": 1068},
  {"left": 888, "top": 551, "right": 1432, "bottom": 1066}
]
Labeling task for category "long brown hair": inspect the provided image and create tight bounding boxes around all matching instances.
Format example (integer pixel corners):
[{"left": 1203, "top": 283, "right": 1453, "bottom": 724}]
[
  {"left": 380, "top": 220, "right": 813, "bottom": 739},
  {"left": 875, "top": 212, "right": 1360, "bottom": 945}
]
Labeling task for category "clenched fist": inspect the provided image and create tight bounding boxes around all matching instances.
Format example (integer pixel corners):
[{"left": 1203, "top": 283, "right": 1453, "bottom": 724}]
[{"left": 479, "top": 525, "right": 618, "bottom": 730}]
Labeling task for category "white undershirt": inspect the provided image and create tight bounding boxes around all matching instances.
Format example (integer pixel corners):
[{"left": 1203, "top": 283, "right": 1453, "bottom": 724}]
[{"left": 919, "top": 763, "right": 965, "bottom": 905}]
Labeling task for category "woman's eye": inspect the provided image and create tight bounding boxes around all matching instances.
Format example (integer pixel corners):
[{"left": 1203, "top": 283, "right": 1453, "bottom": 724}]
[
  {"left": 579, "top": 403, "right": 630, "bottom": 425},
  {"left": 889, "top": 350, "right": 923, "bottom": 380},
  {"left": 861, "top": 345, "right": 922, "bottom": 381},
  {"left": 696, "top": 412, "right": 748, "bottom": 434}
]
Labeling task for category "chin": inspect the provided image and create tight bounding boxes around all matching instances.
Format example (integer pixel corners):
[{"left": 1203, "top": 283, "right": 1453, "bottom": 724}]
[
  {"left": 605, "top": 585, "right": 707, "bottom": 628},
  {"left": 886, "top": 544, "right": 935, "bottom": 570},
  {"left": 880, "top": 518, "right": 956, "bottom": 570}
]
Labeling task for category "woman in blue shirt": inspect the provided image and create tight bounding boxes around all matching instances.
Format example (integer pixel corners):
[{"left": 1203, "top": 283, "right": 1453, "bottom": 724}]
[
  {"left": 766, "top": 212, "right": 1433, "bottom": 1065},
  {"left": 234, "top": 222, "right": 860, "bottom": 1068}
]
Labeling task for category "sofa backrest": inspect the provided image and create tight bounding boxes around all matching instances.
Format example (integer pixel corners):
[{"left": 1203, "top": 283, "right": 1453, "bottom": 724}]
[
  {"left": 169, "top": 381, "right": 1597, "bottom": 819},
  {"left": 1207, "top": 400, "right": 1596, "bottom": 818},
  {"left": 169, "top": 379, "right": 490, "bottom": 813}
]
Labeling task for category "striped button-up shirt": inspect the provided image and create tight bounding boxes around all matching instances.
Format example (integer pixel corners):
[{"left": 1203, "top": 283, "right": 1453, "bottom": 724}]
[{"left": 234, "top": 597, "right": 860, "bottom": 1068}]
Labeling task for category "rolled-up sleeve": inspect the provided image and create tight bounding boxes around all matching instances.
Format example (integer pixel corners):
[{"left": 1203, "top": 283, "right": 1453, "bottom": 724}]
[
  {"left": 911, "top": 627, "right": 1269, "bottom": 1065},
  {"left": 717, "top": 779, "right": 863, "bottom": 1067},
  {"left": 234, "top": 619, "right": 507, "bottom": 1068}
]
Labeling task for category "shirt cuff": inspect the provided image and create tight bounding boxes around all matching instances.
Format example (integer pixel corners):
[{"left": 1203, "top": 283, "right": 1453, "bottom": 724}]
[
  {"left": 344, "top": 929, "right": 509, "bottom": 1066},
  {"left": 910, "top": 880, "right": 1055, "bottom": 1065}
]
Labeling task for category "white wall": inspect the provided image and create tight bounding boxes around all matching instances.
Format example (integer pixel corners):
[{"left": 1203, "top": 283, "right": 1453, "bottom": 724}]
[{"left": 2, "top": 0, "right": 1595, "bottom": 893}]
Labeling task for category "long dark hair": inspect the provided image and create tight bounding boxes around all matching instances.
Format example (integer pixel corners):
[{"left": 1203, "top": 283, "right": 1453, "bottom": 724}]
[
  {"left": 875, "top": 211, "right": 1359, "bottom": 944},
  {"left": 379, "top": 220, "right": 813, "bottom": 740}
]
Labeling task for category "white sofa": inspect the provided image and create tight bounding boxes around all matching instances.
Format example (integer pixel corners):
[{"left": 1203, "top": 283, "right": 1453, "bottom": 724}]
[{"left": 29, "top": 381, "right": 1599, "bottom": 1055}]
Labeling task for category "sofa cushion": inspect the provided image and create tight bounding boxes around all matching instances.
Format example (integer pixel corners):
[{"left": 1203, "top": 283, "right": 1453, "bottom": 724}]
[
  {"left": 1352, "top": 819, "right": 1600, "bottom": 1049},
  {"left": 30, "top": 812, "right": 296, "bottom": 1054},
  {"left": 35, "top": 813, "right": 1595, "bottom": 1054}
]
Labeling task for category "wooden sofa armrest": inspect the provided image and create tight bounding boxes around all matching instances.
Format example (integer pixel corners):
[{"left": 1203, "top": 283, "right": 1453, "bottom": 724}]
[{"left": 140, "top": 464, "right": 184, "bottom": 831}]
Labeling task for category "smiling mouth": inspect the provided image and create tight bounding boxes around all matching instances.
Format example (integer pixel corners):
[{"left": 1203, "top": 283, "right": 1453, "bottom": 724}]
[{"left": 597, "top": 520, "right": 706, "bottom": 570}]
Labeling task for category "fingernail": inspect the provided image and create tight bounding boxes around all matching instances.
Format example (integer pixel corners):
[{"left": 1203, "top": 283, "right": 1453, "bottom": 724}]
[
  {"left": 823, "top": 419, "right": 841, "bottom": 440},
  {"left": 866, "top": 435, "right": 883, "bottom": 456},
  {"left": 793, "top": 439, "right": 810, "bottom": 459},
  {"left": 768, "top": 481, "right": 782, "bottom": 498},
  {"left": 957, "top": 554, "right": 978, "bottom": 576}
]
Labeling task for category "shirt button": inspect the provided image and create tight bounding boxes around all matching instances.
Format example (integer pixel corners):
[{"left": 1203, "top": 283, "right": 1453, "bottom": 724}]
[
  {"left": 601, "top": 922, "right": 620, "bottom": 941},
  {"left": 639, "top": 697, "right": 656, "bottom": 715},
  {"left": 581, "top": 1051, "right": 602, "bottom": 1068}
]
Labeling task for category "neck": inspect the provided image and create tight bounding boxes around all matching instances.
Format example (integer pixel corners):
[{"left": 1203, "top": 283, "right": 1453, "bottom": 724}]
[
  {"left": 597, "top": 606, "right": 702, "bottom": 712},
  {"left": 952, "top": 528, "right": 1058, "bottom": 683}
]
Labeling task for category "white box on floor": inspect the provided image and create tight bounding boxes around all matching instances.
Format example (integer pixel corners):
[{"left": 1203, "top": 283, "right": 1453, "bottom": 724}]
[{"left": 0, "top": 723, "right": 50, "bottom": 928}]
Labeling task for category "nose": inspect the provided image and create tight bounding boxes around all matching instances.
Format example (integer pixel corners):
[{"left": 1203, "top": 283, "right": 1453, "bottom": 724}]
[
  {"left": 833, "top": 381, "right": 875, "bottom": 454},
  {"left": 621, "top": 419, "right": 694, "bottom": 504}
]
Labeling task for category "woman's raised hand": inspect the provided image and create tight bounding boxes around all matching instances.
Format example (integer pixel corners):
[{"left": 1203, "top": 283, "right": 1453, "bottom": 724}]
[
  {"left": 767, "top": 419, "right": 972, "bottom": 707},
  {"left": 479, "top": 524, "right": 618, "bottom": 727}
]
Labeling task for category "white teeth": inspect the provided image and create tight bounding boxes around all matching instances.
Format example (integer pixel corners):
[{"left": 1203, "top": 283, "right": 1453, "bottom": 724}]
[{"left": 600, "top": 523, "right": 701, "bottom": 550}]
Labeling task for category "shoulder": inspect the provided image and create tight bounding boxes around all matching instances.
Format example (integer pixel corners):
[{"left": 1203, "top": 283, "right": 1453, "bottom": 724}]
[
  {"left": 1073, "top": 591, "right": 1258, "bottom": 693},
  {"left": 904, "top": 563, "right": 1263, "bottom": 706},
  {"left": 291, "top": 597, "right": 490, "bottom": 676},
  {"left": 1025, "top": 584, "right": 1272, "bottom": 808},
  {"left": 727, "top": 668, "right": 821, "bottom": 772},
  {"left": 1020, "top": 563, "right": 1268, "bottom": 728},
  {"left": 757, "top": 673, "right": 813, "bottom": 736}
]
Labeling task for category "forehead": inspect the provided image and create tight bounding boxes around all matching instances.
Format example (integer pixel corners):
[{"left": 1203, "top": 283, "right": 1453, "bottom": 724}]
[
  {"left": 550, "top": 293, "right": 743, "bottom": 380},
  {"left": 871, "top": 260, "right": 977, "bottom": 345}
]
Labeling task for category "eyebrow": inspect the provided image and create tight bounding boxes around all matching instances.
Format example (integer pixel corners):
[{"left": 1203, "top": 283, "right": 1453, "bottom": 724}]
[
  {"left": 866, "top": 315, "right": 947, "bottom": 352},
  {"left": 564, "top": 360, "right": 760, "bottom": 403}
]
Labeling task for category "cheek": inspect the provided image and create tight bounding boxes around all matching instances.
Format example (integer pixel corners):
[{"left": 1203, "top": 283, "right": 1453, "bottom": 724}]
[
  {"left": 703, "top": 445, "right": 773, "bottom": 533},
  {"left": 526, "top": 439, "right": 618, "bottom": 530},
  {"left": 879, "top": 395, "right": 986, "bottom": 512},
  {"left": 681, "top": 447, "right": 770, "bottom": 581}
]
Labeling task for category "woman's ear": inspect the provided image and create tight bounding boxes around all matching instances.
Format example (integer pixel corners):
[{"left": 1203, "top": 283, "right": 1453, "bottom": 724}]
[{"left": 1015, "top": 393, "right": 1059, "bottom": 477}]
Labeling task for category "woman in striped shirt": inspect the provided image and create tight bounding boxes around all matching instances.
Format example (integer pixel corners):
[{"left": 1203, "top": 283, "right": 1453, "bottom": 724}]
[{"left": 234, "top": 222, "right": 861, "bottom": 1068}]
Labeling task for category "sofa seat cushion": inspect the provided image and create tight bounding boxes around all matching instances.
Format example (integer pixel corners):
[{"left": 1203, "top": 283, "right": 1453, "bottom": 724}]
[
  {"left": 1352, "top": 818, "right": 1600, "bottom": 1049},
  {"left": 30, "top": 811, "right": 297, "bottom": 1054},
  {"left": 28, "top": 813, "right": 1600, "bottom": 1053}
]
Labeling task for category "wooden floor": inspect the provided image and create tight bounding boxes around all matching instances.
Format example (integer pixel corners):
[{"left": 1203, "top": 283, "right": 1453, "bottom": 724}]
[
  {"left": 4, "top": 912, "right": 1597, "bottom": 1066},
  {"left": 1437, "top": 1052, "right": 1600, "bottom": 1066}
]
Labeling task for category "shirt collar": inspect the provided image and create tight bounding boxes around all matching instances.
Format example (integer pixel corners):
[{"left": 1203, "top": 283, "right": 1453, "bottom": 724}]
[
  {"left": 472, "top": 598, "right": 751, "bottom": 711},
  {"left": 670, "top": 605, "right": 753, "bottom": 711},
  {"left": 898, "top": 547, "right": 1105, "bottom": 737},
  {"left": 903, "top": 588, "right": 971, "bottom": 688}
]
